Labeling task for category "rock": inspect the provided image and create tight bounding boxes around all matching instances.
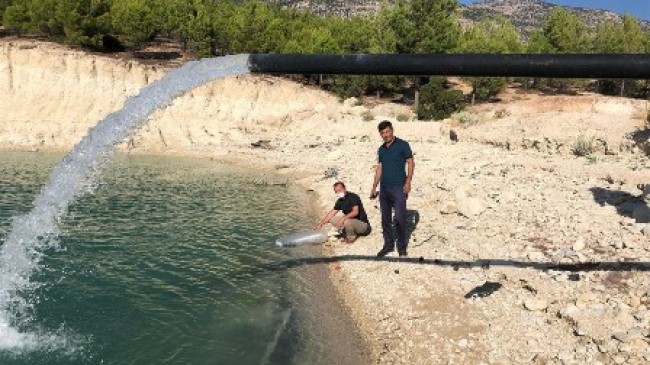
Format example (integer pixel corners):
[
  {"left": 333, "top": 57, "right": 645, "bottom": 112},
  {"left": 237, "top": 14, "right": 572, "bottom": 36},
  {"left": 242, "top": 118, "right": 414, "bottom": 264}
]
[
  {"left": 250, "top": 139, "right": 271, "bottom": 149},
  {"left": 449, "top": 129, "right": 459, "bottom": 142},
  {"left": 524, "top": 298, "right": 548, "bottom": 311},
  {"left": 326, "top": 149, "right": 343, "bottom": 161},
  {"left": 615, "top": 328, "right": 647, "bottom": 344},
  {"left": 613, "top": 332, "right": 631, "bottom": 343},
  {"left": 454, "top": 185, "right": 472, "bottom": 199},
  {"left": 629, "top": 338, "right": 648, "bottom": 353},
  {"left": 569, "top": 308, "right": 638, "bottom": 343},
  {"left": 528, "top": 251, "right": 545, "bottom": 261},
  {"left": 598, "top": 341, "right": 618, "bottom": 354},
  {"left": 559, "top": 305, "right": 581, "bottom": 324},
  {"left": 642, "top": 225, "right": 650, "bottom": 237},
  {"left": 552, "top": 248, "right": 578, "bottom": 263},
  {"left": 632, "top": 222, "right": 647, "bottom": 233},
  {"left": 572, "top": 237, "right": 586, "bottom": 251},
  {"left": 576, "top": 292, "right": 599, "bottom": 309},
  {"left": 458, "top": 338, "right": 468, "bottom": 348},
  {"left": 343, "top": 97, "right": 359, "bottom": 107},
  {"left": 440, "top": 202, "right": 459, "bottom": 214},
  {"left": 458, "top": 198, "right": 486, "bottom": 217},
  {"left": 614, "top": 311, "right": 636, "bottom": 328},
  {"left": 557, "top": 350, "right": 574, "bottom": 364},
  {"left": 633, "top": 308, "right": 650, "bottom": 322},
  {"left": 500, "top": 191, "right": 517, "bottom": 203},
  {"left": 532, "top": 353, "right": 548, "bottom": 365}
]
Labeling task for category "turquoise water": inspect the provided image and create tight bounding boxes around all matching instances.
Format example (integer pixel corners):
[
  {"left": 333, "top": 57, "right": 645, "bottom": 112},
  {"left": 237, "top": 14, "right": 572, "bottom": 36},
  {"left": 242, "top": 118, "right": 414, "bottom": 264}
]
[
  {"left": 0, "top": 57, "right": 252, "bottom": 351},
  {"left": 0, "top": 152, "right": 345, "bottom": 365}
]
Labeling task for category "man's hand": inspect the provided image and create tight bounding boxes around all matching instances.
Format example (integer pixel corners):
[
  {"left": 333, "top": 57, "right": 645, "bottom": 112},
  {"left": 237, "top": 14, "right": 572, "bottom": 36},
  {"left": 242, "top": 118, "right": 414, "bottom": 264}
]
[
  {"left": 314, "top": 222, "right": 323, "bottom": 230},
  {"left": 403, "top": 180, "right": 411, "bottom": 195},
  {"left": 335, "top": 218, "right": 346, "bottom": 228},
  {"left": 369, "top": 188, "right": 378, "bottom": 200}
]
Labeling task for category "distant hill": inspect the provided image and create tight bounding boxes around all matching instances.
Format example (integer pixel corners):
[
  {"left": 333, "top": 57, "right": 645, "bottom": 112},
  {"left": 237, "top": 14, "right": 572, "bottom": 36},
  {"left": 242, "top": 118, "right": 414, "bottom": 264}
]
[
  {"left": 460, "top": 0, "right": 650, "bottom": 38},
  {"left": 273, "top": 0, "right": 380, "bottom": 17},
  {"left": 273, "top": 0, "right": 650, "bottom": 38}
]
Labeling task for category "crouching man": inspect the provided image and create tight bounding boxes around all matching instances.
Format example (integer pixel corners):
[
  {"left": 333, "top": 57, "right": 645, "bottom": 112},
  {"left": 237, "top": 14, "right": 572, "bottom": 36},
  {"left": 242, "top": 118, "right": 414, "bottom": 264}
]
[{"left": 315, "top": 181, "right": 371, "bottom": 243}]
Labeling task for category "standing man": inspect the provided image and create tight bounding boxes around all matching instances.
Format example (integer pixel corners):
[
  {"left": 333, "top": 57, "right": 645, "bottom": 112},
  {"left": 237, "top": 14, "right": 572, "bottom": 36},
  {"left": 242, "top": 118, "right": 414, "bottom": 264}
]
[
  {"left": 315, "top": 182, "right": 371, "bottom": 243},
  {"left": 370, "top": 120, "right": 414, "bottom": 257}
]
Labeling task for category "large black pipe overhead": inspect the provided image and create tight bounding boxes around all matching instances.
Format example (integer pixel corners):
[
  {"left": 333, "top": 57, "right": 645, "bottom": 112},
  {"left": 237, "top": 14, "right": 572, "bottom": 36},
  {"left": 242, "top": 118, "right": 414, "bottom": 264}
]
[{"left": 248, "top": 54, "right": 650, "bottom": 79}]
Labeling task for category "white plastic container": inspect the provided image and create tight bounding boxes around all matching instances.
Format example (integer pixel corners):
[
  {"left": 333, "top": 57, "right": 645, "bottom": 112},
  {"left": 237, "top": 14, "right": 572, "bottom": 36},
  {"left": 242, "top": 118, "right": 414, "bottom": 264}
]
[{"left": 275, "top": 230, "right": 328, "bottom": 247}]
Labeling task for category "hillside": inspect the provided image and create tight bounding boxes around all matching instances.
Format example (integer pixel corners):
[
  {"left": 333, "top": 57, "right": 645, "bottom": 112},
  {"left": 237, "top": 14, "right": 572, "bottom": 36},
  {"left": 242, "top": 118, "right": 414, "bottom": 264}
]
[
  {"left": 461, "top": 0, "right": 650, "bottom": 37},
  {"left": 275, "top": 0, "right": 650, "bottom": 37}
]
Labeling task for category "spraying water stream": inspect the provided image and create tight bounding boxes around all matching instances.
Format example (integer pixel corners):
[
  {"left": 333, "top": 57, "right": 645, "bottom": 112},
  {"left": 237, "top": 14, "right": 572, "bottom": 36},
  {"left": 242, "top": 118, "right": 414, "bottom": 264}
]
[{"left": 0, "top": 55, "right": 250, "bottom": 352}]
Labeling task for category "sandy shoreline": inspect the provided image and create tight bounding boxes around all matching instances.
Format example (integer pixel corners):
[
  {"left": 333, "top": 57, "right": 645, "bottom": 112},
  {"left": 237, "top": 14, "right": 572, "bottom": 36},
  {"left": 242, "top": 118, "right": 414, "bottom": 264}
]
[{"left": 2, "top": 38, "right": 650, "bottom": 364}]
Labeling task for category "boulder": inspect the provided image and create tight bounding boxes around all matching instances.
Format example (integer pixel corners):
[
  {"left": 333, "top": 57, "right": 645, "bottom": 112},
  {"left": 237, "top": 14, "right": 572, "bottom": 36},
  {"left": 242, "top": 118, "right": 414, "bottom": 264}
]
[{"left": 524, "top": 298, "right": 548, "bottom": 311}]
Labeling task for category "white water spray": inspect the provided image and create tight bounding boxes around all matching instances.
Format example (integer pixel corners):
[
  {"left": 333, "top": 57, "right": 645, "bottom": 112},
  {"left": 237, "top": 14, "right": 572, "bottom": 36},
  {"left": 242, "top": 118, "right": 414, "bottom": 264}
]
[{"left": 0, "top": 55, "right": 250, "bottom": 352}]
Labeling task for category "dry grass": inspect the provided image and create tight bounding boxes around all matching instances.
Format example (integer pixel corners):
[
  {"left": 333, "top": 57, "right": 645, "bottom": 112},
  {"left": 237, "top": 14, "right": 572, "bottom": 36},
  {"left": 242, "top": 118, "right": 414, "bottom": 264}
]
[
  {"left": 396, "top": 113, "right": 410, "bottom": 122},
  {"left": 572, "top": 135, "right": 596, "bottom": 157},
  {"left": 361, "top": 109, "right": 374, "bottom": 122},
  {"left": 494, "top": 108, "right": 511, "bottom": 119}
]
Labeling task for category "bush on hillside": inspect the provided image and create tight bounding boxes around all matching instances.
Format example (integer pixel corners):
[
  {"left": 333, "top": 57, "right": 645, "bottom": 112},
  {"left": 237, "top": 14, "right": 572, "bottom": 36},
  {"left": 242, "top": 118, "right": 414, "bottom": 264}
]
[
  {"left": 470, "top": 77, "right": 506, "bottom": 102},
  {"left": 416, "top": 77, "right": 464, "bottom": 120}
]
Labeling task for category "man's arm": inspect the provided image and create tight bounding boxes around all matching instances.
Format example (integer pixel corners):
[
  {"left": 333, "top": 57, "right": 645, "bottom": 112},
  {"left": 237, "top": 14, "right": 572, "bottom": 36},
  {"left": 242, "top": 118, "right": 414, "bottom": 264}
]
[
  {"left": 370, "top": 164, "right": 382, "bottom": 199},
  {"left": 315, "top": 209, "right": 338, "bottom": 230},
  {"left": 404, "top": 157, "right": 414, "bottom": 195},
  {"left": 339, "top": 206, "right": 359, "bottom": 225}
]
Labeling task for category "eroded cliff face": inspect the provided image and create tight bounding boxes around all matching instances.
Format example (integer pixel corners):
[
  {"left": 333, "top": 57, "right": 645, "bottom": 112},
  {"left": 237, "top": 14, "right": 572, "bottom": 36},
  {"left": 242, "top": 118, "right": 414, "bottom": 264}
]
[
  {"left": 0, "top": 40, "right": 165, "bottom": 150},
  {"left": 0, "top": 39, "right": 407, "bottom": 155},
  {"left": 3, "top": 39, "right": 645, "bottom": 158}
]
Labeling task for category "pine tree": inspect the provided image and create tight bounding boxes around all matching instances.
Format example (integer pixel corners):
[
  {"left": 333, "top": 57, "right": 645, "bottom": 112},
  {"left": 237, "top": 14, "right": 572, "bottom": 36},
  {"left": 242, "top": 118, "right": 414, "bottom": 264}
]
[{"left": 543, "top": 8, "right": 590, "bottom": 53}]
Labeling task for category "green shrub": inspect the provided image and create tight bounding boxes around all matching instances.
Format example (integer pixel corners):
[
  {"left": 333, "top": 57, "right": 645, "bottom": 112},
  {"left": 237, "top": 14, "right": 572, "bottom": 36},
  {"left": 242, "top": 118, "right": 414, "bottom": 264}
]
[
  {"left": 333, "top": 76, "right": 367, "bottom": 99},
  {"left": 416, "top": 77, "right": 464, "bottom": 120},
  {"left": 470, "top": 77, "right": 506, "bottom": 101},
  {"left": 597, "top": 79, "right": 646, "bottom": 98}
]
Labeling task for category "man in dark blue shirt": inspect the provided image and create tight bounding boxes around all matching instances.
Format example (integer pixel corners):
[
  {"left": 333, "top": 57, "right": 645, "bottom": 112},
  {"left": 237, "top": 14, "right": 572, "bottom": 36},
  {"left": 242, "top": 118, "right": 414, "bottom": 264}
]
[
  {"left": 370, "top": 121, "right": 415, "bottom": 257},
  {"left": 315, "top": 181, "right": 371, "bottom": 243}
]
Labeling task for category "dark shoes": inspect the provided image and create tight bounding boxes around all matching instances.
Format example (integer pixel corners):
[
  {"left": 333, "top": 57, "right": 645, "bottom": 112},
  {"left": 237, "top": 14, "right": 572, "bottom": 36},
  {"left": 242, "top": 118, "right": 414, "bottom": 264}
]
[
  {"left": 376, "top": 248, "right": 408, "bottom": 257},
  {"left": 376, "top": 248, "right": 394, "bottom": 258}
]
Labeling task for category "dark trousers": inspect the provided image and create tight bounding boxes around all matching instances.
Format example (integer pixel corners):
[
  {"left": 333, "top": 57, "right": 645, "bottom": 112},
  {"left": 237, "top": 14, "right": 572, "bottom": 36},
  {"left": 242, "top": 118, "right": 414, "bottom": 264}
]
[{"left": 380, "top": 185, "right": 408, "bottom": 251}]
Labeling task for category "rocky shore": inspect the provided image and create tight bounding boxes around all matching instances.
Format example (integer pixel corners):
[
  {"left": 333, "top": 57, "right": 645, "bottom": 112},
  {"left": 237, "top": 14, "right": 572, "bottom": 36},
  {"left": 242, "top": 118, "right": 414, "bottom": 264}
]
[{"left": 1, "top": 39, "right": 649, "bottom": 364}]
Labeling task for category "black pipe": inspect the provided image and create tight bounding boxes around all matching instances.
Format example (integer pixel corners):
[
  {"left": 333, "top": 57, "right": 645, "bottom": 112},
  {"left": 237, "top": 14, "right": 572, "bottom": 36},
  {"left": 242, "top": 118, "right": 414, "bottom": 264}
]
[{"left": 248, "top": 54, "right": 650, "bottom": 79}]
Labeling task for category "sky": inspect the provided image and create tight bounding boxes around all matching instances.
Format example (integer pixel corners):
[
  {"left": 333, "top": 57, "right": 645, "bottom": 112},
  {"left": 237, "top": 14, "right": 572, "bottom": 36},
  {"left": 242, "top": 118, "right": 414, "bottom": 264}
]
[{"left": 459, "top": 1, "right": 650, "bottom": 21}]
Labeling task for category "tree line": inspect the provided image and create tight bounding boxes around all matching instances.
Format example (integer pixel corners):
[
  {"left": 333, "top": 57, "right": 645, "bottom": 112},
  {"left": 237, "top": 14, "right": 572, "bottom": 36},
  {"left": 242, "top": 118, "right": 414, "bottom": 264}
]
[{"left": 2, "top": 0, "right": 649, "bottom": 119}]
